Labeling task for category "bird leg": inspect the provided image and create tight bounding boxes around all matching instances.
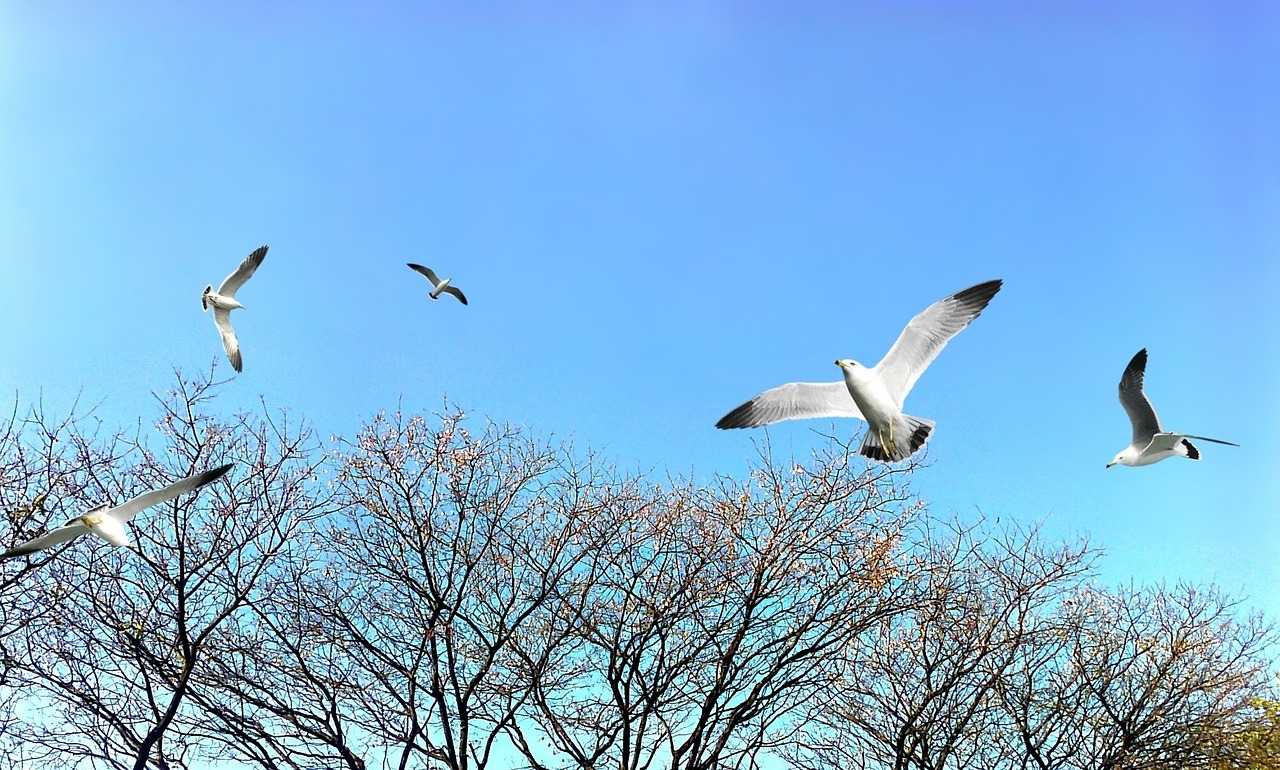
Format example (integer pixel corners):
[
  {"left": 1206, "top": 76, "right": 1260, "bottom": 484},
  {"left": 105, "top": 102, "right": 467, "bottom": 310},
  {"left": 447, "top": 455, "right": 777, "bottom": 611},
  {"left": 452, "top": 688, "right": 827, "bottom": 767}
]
[{"left": 878, "top": 424, "right": 897, "bottom": 459}]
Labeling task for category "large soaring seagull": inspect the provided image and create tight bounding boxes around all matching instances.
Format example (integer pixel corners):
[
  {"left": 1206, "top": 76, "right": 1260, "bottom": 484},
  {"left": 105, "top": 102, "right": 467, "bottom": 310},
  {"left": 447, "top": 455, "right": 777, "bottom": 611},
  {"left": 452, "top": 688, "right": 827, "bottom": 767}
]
[
  {"left": 0, "top": 464, "right": 233, "bottom": 560},
  {"left": 716, "top": 279, "right": 1002, "bottom": 463},
  {"left": 203, "top": 246, "right": 268, "bottom": 372},
  {"left": 1106, "top": 349, "right": 1238, "bottom": 468}
]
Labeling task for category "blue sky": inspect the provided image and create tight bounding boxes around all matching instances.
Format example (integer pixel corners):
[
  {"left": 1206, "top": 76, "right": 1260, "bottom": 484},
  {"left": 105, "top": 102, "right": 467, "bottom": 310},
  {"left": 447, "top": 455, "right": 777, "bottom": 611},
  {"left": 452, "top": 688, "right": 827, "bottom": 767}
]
[{"left": 1, "top": 3, "right": 1277, "bottom": 615}]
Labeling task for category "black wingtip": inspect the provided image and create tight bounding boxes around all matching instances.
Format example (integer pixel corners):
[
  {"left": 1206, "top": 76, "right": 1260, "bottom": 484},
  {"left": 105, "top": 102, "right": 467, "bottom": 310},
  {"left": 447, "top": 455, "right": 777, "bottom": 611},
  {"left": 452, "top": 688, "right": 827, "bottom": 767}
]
[
  {"left": 198, "top": 463, "right": 234, "bottom": 485},
  {"left": 1181, "top": 439, "right": 1201, "bottom": 461},
  {"left": 715, "top": 402, "right": 754, "bottom": 429},
  {"left": 951, "top": 279, "right": 1003, "bottom": 309},
  {"left": 1120, "top": 349, "right": 1148, "bottom": 388}
]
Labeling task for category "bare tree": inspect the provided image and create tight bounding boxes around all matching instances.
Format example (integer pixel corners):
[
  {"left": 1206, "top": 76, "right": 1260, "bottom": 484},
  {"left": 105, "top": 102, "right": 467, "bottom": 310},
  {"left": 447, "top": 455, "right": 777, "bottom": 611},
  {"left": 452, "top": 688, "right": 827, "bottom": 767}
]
[
  {"left": 0, "top": 395, "right": 129, "bottom": 640},
  {"left": 510, "top": 438, "right": 924, "bottom": 770},
  {"left": 0, "top": 370, "right": 329, "bottom": 770},
  {"left": 1004, "top": 582, "right": 1277, "bottom": 770},
  {"left": 166, "top": 423, "right": 930, "bottom": 770},
  {"left": 0, "top": 386, "right": 1274, "bottom": 770},
  {"left": 793, "top": 518, "right": 1095, "bottom": 770},
  {"left": 184, "top": 407, "right": 644, "bottom": 770}
]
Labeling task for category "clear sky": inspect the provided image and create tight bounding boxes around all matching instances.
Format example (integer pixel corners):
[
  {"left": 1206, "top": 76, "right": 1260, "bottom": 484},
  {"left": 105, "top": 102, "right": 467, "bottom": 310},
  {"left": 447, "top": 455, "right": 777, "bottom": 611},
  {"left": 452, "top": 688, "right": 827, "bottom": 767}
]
[{"left": 1, "top": 3, "right": 1277, "bottom": 616}]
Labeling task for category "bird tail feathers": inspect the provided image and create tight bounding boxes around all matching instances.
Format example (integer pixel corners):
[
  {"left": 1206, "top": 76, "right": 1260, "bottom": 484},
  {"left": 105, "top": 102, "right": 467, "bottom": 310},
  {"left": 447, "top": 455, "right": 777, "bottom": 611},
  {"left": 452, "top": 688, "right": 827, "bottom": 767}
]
[
  {"left": 1182, "top": 433, "right": 1239, "bottom": 447},
  {"left": 859, "top": 414, "right": 935, "bottom": 463}
]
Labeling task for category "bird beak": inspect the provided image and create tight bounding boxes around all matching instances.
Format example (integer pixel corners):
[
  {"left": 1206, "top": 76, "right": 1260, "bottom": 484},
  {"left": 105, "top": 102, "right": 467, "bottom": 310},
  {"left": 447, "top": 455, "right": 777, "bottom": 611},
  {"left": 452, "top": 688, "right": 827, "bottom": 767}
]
[
  {"left": 833, "top": 360, "right": 841, "bottom": 367},
  {"left": 1105, "top": 461, "right": 1115, "bottom": 468}
]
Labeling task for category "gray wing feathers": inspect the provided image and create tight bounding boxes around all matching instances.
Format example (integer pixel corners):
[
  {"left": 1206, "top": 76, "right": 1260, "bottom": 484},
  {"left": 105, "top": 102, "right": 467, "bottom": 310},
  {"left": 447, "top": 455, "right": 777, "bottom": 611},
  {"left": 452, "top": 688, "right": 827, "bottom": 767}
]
[
  {"left": 873, "top": 279, "right": 1003, "bottom": 406},
  {"left": 109, "top": 464, "right": 233, "bottom": 523},
  {"left": 218, "top": 245, "right": 268, "bottom": 297},
  {"left": 716, "top": 381, "right": 864, "bottom": 429},
  {"left": 1118, "top": 348, "right": 1162, "bottom": 444},
  {"left": 407, "top": 264, "right": 442, "bottom": 286},
  {"left": 0, "top": 522, "right": 90, "bottom": 560},
  {"left": 213, "top": 308, "right": 242, "bottom": 372},
  {"left": 442, "top": 286, "right": 468, "bottom": 305}
]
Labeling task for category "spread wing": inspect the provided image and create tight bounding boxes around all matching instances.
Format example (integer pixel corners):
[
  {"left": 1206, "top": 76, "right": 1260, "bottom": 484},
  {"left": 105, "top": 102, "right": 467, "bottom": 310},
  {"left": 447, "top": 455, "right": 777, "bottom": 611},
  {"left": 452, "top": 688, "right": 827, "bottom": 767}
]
[
  {"left": 108, "top": 464, "right": 233, "bottom": 524},
  {"left": 441, "top": 286, "right": 468, "bottom": 305},
  {"left": 407, "top": 263, "right": 442, "bottom": 287},
  {"left": 872, "top": 279, "right": 1003, "bottom": 407},
  {"left": 213, "top": 307, "right": 242, "bottom": 372},
  {"left": 0, "top": 521, "right": 90, "bottom": 560},
  {"left": 716, "top": 382, "right": 864, "bottom": 429},
  {"left": 217, "top": 245, "right": 268, "bottom": 298},
  {"left": 1118, "top": 348, "right": 1162, "bottom": 445}
]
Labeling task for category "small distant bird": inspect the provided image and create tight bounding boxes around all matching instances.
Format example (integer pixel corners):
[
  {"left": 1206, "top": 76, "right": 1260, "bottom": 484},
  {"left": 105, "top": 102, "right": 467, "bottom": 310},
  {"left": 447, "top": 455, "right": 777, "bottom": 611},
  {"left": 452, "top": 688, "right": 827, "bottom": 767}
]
[
  {"left": 202, "top": 246, "right": 267, "bottom": 372},
  {"left": 0, "top": 464, "right": 233, "bottom": 560},
  {"left": 408, "top": 264, "right": 468, "bottom": 305},
  {"left": 1107, "top": 349, "right": 1238, "bottom": 467},
  {"left": 716, "top": 280, "right": 1002, "bottom": 463}
]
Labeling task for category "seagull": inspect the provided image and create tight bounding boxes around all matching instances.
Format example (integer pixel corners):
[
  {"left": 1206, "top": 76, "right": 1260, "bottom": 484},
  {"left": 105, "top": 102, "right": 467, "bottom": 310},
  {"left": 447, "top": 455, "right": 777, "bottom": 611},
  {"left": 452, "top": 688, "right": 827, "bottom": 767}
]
[
  {"left": 1107, "top": 349, "right": 1238, "bottom": 468},
  {"left": 202, "top": 246, "right": 268, "bottom": 372},
  {"left": 0, "top": 464, "right": 232, "bottom": 560},
  {"left": 716, "top": 279, "right": 1002, "bottom": 463},
  {"left": 407, "top": 264, "right": 468, "bottom": 305}
]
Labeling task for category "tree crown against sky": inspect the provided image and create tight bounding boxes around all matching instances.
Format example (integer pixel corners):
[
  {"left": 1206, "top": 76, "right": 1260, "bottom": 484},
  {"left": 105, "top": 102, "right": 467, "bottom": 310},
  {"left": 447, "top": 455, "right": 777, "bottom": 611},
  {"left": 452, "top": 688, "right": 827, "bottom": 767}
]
[{"left": 0, "top": 370, "right": 1274, "bottom": 770}]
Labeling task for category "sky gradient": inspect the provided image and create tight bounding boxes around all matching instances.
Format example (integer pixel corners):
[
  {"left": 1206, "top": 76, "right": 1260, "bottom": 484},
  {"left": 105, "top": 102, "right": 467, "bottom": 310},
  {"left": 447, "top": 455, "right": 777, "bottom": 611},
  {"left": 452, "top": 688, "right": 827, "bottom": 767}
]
[{"left": 2, "top": 4, "right": 1278, "bottom": 615}]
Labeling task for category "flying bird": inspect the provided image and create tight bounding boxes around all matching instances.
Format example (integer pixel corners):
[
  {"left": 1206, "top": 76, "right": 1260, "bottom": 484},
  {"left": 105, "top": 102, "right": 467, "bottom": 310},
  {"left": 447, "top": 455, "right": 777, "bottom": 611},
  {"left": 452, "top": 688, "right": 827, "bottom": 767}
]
[
  {"left": 0, "top": 464, "right": 233, "bottom": 560},
  {"left": 716, "top": 279, "right": 1003, "bottom": 463},
  {"left": 202, "top": 246, "right": 267, "bottom": 372},
  {"left": 1106, "top": 349, "right": 1238, "bottom": 468},
  {"left": 408, "top": 264, "right": 468, "bottom": 305}
]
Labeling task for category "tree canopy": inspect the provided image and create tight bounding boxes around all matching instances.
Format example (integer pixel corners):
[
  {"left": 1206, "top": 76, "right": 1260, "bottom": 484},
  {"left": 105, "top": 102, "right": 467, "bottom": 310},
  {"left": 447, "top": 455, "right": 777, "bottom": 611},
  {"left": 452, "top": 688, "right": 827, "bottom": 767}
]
[{"left": 0, "top": 372, "right": 1274, "bottom": 770}]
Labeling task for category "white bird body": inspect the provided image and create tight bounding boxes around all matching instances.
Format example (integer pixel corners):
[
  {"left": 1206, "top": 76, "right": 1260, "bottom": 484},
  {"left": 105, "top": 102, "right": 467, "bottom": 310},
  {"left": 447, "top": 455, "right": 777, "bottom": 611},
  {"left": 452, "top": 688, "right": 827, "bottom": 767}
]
[
  {"left": 202, "top": 246, "right": 267, "bottom": 372},
  {"left": 716, "top": 279, "right": 1002, "bottom": 463},
  {"left": 838, "top": 360, "right": 895, "bottom": 418},
  {"left": 836, "top": 359, "right": 937, "bottom": 462},
  {"left": 79, "top": 505, "right": 129, "bottom": 547},
  {"left": 201, "top": 291, "right": 245, "bottom": 312},
  {"left": 0, "top": 464, "right": 233, "bottom": 561},
  {"left": 1107, "top": 349, "right": 1238, "bottom": 468},
  {"left": 429, "top": 277, "right": 453, "bottom": 300},
  {"left": 1112, "top": 432, "right": 1199, "bottom": 467}
]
